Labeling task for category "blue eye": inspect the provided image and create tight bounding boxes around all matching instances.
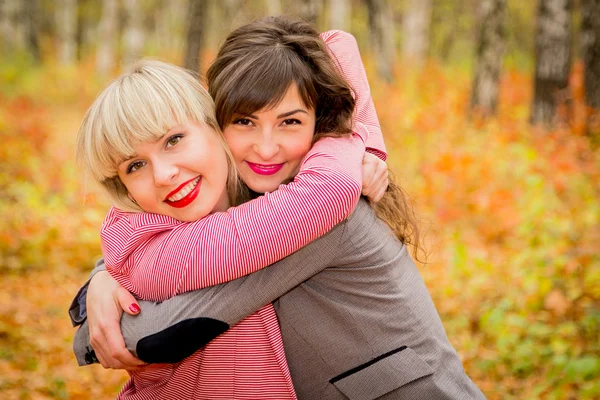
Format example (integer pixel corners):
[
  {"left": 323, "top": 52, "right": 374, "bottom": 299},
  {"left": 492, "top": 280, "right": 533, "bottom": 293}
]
[{"left": 127, "top": 160, "right": 146, "bottom": 174}]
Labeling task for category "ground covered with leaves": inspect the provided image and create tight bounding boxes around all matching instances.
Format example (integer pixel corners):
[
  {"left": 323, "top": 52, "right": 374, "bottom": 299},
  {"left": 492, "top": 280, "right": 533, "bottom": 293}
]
[{"left": 0, "top": 58, "right": 598, "bottom": 399}]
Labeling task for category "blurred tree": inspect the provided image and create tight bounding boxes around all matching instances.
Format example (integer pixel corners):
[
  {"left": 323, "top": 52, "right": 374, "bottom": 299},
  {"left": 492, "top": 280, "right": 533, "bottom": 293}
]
[
  {"left": 328, "top": 0, "right": 350, "bottom": 31},
  {"left": 581, "top": 0, "right": 600, "bottom": 111},
  {"left": 265, "top": 0, "right": 282, "bottom": 15},
  {"left": 470, "top": 0, "right": 506, "bottom": 116},
  {"left": 56, "top": 0, "right": 77, "bottom": 64},
  {"left": 0, "top": 0, "right": 22, "bottom": 51},
  {"left": 222, "top": 0, "right": 243, "bottom": 26},
  {"left": 365, "top": 0, "right": 395, "bottom": 82},
  {"left": 153, "top": 0, "right": 186, "bottom": 54},
  {"left": 96, "top": 0, "right": 118, "bottom": 76},
  {"left": 402, "top": 0, "right": 432, "bottom": 65},
  {"left": 123, "top": 0, "right": 144, "bottom": 67},
  {"left": 184, "top": 0, "right": 208, "bottom": 72},
  {"left": 299, "top": 0, "right": 322, "bottom": 24},
  {"left": 23, "top": 0, "right": 41, "bottom": 62},
  {"left": 531, "top": 0, "right": 573, "bottom": 126}
]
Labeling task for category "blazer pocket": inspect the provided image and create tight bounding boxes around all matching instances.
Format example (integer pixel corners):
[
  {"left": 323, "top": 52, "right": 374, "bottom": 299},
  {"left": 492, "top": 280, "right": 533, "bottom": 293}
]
[{"left": 329, "top": 346, "right": 434, "bottom": 400}]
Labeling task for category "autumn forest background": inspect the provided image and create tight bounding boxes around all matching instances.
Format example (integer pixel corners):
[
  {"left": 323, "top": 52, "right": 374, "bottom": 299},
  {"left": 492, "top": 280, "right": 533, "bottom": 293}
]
[{"left": 0, "top": 0, "right": 599, "bottom": 399}]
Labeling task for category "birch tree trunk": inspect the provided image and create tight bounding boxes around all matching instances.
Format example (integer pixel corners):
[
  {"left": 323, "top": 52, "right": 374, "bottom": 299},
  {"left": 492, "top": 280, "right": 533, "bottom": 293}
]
[
  {"left": 328, "top": 0, "right": 350, "bottom": 31},
  {"left": 299, "top": 0, "right": 322, "bottom": 25},
  {"left": 184, "top": 0, "right": 208, "bottom": 73},
  {"left": 365, "top": 0, "right": 395, "bottom": 82},
  {"left": 154, "top": 0, "right": 186, "bottom": 54},
  {"left": 401, "top": 0, "right": 432, "bottom": 65},
  {"left": 531, "top": 0, "right": 573, "bottom": 126},
  {"left": 470, "top": 0, "right": 506, "bottom": 116},
  {"left": 265, "top": 0, "right": 282, "bottom": 16},
  {"left": 0, "top": 0, "right": 21, "bottom": 50},
  {"left": 123, "top": 0, "right": 144, "bottom": 67},
  {"left": 96, "top": 0, "right": 118, "bottom": 76},
  {"left": 581, "top": 0, "right": 600, "bottom": 110},
  {"left": 56, "top": 0, "right": 77, "bottom": 64}
]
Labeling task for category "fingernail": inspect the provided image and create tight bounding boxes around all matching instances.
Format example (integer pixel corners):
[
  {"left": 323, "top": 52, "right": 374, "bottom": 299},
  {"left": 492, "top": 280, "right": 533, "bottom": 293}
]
[{"left": 129, "top": 303, "right": 140, "bottom": 313}]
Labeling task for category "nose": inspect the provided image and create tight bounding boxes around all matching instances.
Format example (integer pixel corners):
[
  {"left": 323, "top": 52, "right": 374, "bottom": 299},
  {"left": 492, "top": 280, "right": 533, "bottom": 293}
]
[
  {"left": 253, "top": 128, "right": 279, "bottom": 161},
  {"left": 152, "top": 158, "right": 178, "bottom": 186}
]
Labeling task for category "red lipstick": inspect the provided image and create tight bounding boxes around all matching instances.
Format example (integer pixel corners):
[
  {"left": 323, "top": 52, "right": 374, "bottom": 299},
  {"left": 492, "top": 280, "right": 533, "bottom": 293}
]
[
  {"left": 164, "top": 176, "right": 202, "bottom": 208},
  {"left": 246, "top": 162, "right": 284, "bottom": 176}
]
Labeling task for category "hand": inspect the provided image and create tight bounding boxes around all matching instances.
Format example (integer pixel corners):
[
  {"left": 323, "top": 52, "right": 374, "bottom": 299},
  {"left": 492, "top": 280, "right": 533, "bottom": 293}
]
[
  {"left": 87, "top": 271, "right": 146, "bottom": 370},
  {"left": 361, "top": 152, "right": 388, "bottom": 203}
]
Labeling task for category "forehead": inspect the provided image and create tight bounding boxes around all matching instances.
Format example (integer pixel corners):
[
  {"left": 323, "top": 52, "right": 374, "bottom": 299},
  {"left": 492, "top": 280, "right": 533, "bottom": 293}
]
[{"left": 249, "top": 84, "right": 314, "bottom": 116}]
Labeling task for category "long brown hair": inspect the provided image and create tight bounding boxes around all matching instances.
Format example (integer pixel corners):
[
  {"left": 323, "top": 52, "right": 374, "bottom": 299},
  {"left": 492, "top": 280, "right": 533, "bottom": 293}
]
[
  {"left": 208, "top": 16, "right": 424, "bottom": 259},
  {"left": 207, "top": 16, "right": 355, "bottom": 138}
]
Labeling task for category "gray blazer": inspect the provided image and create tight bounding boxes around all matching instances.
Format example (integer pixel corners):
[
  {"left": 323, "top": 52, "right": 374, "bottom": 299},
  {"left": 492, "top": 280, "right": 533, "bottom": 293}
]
[{"left": 71, "top": 200, "right": 485, "bottom": 400}]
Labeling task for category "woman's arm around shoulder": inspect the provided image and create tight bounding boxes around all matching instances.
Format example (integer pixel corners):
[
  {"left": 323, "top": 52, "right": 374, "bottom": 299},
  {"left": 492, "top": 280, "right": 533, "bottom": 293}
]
[{"left": 102, "top": 126, "right": 368, "bottom": 301}]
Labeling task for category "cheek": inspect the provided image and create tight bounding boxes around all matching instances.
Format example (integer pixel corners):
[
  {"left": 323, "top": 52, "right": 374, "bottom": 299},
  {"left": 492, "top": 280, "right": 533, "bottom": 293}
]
[
  {"left": 223, "top": 131, "right": 247, "bottom": 164},
  {"left": 284, "top": 134, "right": 313, "bottom": 163}
]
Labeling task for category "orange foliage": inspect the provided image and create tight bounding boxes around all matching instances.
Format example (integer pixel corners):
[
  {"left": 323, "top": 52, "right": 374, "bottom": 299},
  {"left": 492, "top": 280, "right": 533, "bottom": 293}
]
[{"left": 0, "top": 58, "right": 598, "bottom": 399}]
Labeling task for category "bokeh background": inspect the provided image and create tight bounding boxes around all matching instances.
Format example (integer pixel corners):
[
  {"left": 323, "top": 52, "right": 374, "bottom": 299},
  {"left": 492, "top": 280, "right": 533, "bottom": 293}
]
[{"left": 1, "top": 0, "right": 599, "bottom": 399}]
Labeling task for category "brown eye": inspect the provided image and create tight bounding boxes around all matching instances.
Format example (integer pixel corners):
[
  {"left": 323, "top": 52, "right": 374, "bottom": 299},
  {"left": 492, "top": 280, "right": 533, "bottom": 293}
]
[
  {"left": 127, "top": 160, "right": 146, "bottom": 174},
  {"left": 166, "top": 134, "right": 183, "bottom": 147},
  {"left": 282, "top": 118, "right": 301, "bottom": 125},
  {"left": 233, "top": 118, "right": 252, "bottom": 126}
]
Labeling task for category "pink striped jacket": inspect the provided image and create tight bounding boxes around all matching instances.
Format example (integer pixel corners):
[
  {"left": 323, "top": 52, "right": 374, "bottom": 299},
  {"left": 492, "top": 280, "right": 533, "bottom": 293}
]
[{"left": 102, "top": 31, "right": 386, "bottom": 400}]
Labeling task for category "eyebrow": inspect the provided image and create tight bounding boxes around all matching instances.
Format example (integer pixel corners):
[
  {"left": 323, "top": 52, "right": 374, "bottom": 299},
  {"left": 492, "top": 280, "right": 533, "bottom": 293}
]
[{"left": 243, "top": 109, "right": 309, "bottom": 119}]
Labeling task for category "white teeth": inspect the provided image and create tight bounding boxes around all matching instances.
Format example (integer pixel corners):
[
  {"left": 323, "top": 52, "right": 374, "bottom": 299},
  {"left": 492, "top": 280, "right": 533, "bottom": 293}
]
[{"left": 168, "top": 177, "right": 200, "bottom": 202}]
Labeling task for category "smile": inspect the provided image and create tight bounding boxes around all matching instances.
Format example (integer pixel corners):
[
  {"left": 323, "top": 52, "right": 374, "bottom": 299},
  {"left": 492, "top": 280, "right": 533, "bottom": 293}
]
[
  {"left": 164, "top": 176, "right": 201, "bottom": 208},
  {"left": 246, "top": 162, "right": 284, "bottom": 176}
]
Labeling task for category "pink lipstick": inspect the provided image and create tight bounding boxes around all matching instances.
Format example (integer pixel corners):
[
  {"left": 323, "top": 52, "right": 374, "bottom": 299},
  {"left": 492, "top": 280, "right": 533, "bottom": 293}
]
[
  {"left": 164, "top": 176, "right": 202, "bottom": 208},
  {"left": 246, "top": 162, "right": 284, "bottom": 176}
]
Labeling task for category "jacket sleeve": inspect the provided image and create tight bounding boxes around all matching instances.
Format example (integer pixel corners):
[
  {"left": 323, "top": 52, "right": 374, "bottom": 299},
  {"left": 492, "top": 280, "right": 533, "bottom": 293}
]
[
  {"left": 103, "top": 129, "right": 367, "bottom": 302},
  {"left": 68, "top": 258, "right": 106, "bottom": 327},
  {"left": 321, "top": 30, "right": 387, "bottom": 160},
  {"left": 72, "top": 203, "right": 355, "bottom": 365}
]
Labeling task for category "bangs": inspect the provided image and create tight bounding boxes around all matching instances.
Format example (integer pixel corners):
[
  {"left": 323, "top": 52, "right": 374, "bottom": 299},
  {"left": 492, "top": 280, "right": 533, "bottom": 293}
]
[
  {"left": 77, "top": 60, "right": 215, "bottom": 183},
  {"left": 212, "top": 46, "right": 317, "bottom": 128}
]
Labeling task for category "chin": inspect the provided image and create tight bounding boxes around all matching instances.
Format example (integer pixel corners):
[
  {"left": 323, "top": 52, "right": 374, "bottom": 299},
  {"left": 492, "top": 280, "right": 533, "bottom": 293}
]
[{"left": 248, "top": 181, "right": 279, "bottom": 194}]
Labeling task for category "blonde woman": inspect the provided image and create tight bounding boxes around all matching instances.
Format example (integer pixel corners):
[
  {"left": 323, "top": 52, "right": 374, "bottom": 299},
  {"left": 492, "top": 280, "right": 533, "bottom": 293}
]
[{"left": 73, "top": 17, "right": 485, "bottom": 399}]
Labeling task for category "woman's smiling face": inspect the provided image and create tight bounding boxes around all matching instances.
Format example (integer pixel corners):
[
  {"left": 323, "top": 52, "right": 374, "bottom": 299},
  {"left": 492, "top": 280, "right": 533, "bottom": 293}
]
[
  {"left": 222, "top": 84, "right": 316, "bottom": 194},
  {"left": 117, "top": 121, "right": 230, "bottom": 222}
]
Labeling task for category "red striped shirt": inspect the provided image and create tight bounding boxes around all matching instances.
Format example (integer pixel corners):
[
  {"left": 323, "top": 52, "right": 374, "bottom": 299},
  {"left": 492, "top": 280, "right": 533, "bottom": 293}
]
[{"left": 104, "top": 31, "right": 385, "bottom": 400}]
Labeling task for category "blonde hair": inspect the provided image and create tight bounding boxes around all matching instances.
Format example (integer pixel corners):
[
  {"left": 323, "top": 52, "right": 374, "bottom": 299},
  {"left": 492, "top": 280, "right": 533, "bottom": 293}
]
[{"left": 76, "top": 59, "right": 241, "bottom": 212}]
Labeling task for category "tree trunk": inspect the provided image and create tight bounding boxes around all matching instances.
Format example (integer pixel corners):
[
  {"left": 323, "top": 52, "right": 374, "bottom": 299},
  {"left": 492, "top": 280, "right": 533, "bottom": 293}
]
[
  {"left": 222, "top": 0, "right": 242, "bottom": 29},
  {"left": 96, "top": 0, "right": 118, "bottom": 76},
  {"left": 265, "top": 0, "right": 282, "bottom": 16},
  {"left": 581, "top": 0, "right": 600, "bottom": 110},
  {"left": 365, "top": 0, "right": 395, "bottom": 82},
  {"left": 0, "top": 0, "right": 19, "bottom": 51},
  {"left": 123, "top": 0, "right": 144, "bottom": 67},
  {"left": 299, "top": 0, "right": 322, "bottom": 25},
  {"left": 470, "top": 0, "right": 506, "bottom": 116},
  {"left": 22, "top": 0, "right": 40, "bottom": 62},
  {"left": 153, "top": 0, "right": 186, "bottom": 53},
  {"left": 401, "top": 0, "right": 432, "bottom": 65},
  {"left": 184, "top": 0, "right": 208, "bottom": 73},
  {"left": 328, "top": 0, "right": 350, "bottom": 31},
  {"left": 56, "top": 0, "right": 77, "bottom": 64},
  {"left": 531, "top": 0, "right": 573, "bottom": 126}
]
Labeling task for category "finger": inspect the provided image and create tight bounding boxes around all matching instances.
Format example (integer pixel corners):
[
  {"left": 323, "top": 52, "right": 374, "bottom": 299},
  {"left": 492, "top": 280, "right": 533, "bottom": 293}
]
[
  {"left": 93, "top": 321, "right": 145, "bottom": 369},
  {"left": 374, "top": 184, "right": 387, "bottom": 202},
  {"left": 104, "top": 321, "right": 146, "bottom": 369},
  {"left": 115, "top": 286, "right": 140, "bottom": 316}
]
